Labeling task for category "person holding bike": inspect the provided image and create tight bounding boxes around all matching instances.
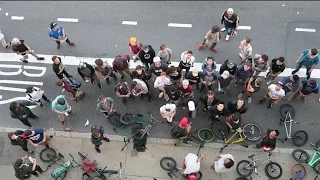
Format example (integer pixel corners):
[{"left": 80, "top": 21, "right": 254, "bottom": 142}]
[
  {"left": 182, "top": 153, "right": 204, "bottom": 179},
  {"left": 225, "top": 112, "right": 241, "bottom": 132},
  {"left": 253, "top": 129, "right": 279, "bottom": 152},
  {"left": 91, "top": 125, "right": 110, "bottom": 153}
]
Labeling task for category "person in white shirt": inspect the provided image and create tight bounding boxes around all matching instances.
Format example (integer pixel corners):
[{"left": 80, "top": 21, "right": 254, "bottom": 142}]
[
  {"left": 0, "top": 30, "right": 11, "bottom": 49},
  {"left": 159, "top": 103, "right": 176, "bottom": 123},
  {"left": 260, "top": 82, "right": 285, "bottom": 108},
  {"left": 179, "top": 50, "right": 195, "bottom": 74},
  {"left": 239, "top": 37, "right": 252, "bottom": 63},
  {"left": 182, "top": 153, "right": 204, "bottom": 179},
  {"left": 26, "top": 87, "right": 52, "bottom": 108},
  {"left": 154, "top": 72, "right": 171, "bottom": 101},
  {"left": 211, "top": 153, "right": 235, "bottom": 173},
  {"left": 131, "top": 79, "right": 152, "bottom": 101}
]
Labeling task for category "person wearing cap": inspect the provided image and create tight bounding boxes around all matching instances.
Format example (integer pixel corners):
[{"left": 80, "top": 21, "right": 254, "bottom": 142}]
[
  {"left": 201, "top": 90, "right": 220, "bottom": 112},
  {"left": 131, "top": 79, "right": 152, "bottom": 101},
  {"left": 185, "top": 68, "right": 203, "bottom": 91},
  {"left": 26, "top": 86, "right": 52, "bottom": 108},
  {"left": 48, "top": 22, "right": 75, "bottom": 50},
  {"left": 157, "top": 44, "right": 172, "bottom": 64},
  {"left": 187, "top": 99, "right": 198, "bottom": 119},
  {"left": 227, "top": 98, "right": 247, "bottom": 115},
  {"left": 253, "top": 54, "right": 269, "bottom": 76},
  {"left": 178, "top": 80, "right": 194, "bottom": 109},
  {"left": 211, "top": 153, "right": 235, "bottom": 173},
  {"left": 201, "top": 57, "right": 217, "bottom": 73},
  {"left": 217, "top": 70, "right": 234, "bottom": 94},
  {"left": 22, "top": 128, "right": 52, "bottom": 148},
  {"left": 292, "top": 48, "right": 320, "bottom": 80},
  {"left": 167, "top": 65, "right": 183, "bottom": 84},
  {"left": 219, "top": 59, "right": 237, "bottom": 76},
  {"left": 149, "top": 56, "right": 169, "bottom": 79},
  {"left": 199, "top": 67, "right": 218, "bottom": 92},
  {"left": 182, "top": 153, "right": 204, "bottom": 179},
  {"left": 234, "top": 61, "right": 254, "bottom": 88},
  {"left": 95, "top": 58, "right": 118, "bottom": 87},
  {"left": 138, "top": 44, "right": 155, "bottom": 71},
  {"left": 11, "top": 38, "right": 44, "bottom": 63},
  {"left": 115, "top": 81, "right": 132, "bottom": 105},
  {"left": 9, "top": 101, "right": 41, "bottom": 128},
  {"left": 210, "top": 101, "right": 228, "bottom": 123},
  {"left": 8, "top": 130, "right": 34, "bottom": 154},
  {"left": 265, "top": 57, "right": 286, "bottom": 85},
  {"left": 91, "top": 125, "right": 110, "bottom": 153},
  {"left": 238, "top": 77, "right": 264, "bottom": 104},
  {"left": 239, "top": 37, "right": 253, "bottom": 63},
  {"left": 112, "top": 54, "right": 133, "bottom": 80},
  {"left": 260, "top": 82, "right": 285, "bottom": 108},
  {"left": 154, "top": 72, "right": 172, "bottom": 101},
  {"left": 165, "top": 85, "right": 182, "bottom": 106},
  {"left": 289, "top": 79, "right": 319, "bottom": 104},
  {"left": 279, "top": 75, "right": 300, "bottom": 97},
  {"left": 51, "top": 95, "right": 74, "bottom": 126},
  {"left": 198, "top": 25, "right": 220, "bottom": 52},
  {"left": 220, "top": 8, "right": 239, "bottom": 41},
  {"left": 128, "top": 36, "right": 142, "bottom": 62},
  {"left": 96, "top": 95, "right": 116, "bottom": 119},
  {"left": 179, "top": 50, "right": 195, "bottom": 75},
  {"left": 160, "top": 103, "right": 177, "bottom": 123},
  {"left": 52, "top": 56, "right": 72, "bottom": 80},
  {"left": 0, "top": 30, "right": 11, "bottom": 49},
  {"left": 171, "top": 117, "right": 192, "bottom": 146},
  {"left": 78, "top": 61, "right": 101, "bottom": 90}
]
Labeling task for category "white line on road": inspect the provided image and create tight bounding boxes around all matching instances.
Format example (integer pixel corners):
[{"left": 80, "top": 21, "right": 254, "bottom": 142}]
[
  {"left": 0, "top": 80, "right": 43, "bottom": 86},
  {"left": 0, "top": 95, "right": 2, "bottom": 99},
  {"left": 11, "top": 16, "right": 24, "bottom": 20},
  {"left": 295, "top": 28, "right": 316, "bottom": 33},
  {"left": 237, "top": 26, "right": 251, "bottom": 30},
  {"left": 0, "top": 97, "right": 29, "bottom": 105},
  {"left": 57, "top": 18, "right": 79, "bottom": 23},
  {"left": 168, "top": 23, "right": 192, "bottom": 28},
  {"left": 121, "top": 21, "right": 137, "bottom": 25}
]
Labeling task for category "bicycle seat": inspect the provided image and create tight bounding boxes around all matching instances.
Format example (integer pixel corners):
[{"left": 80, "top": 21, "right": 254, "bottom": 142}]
[{"left": 248, "top": 154, "right": 255, "bottom": 158}]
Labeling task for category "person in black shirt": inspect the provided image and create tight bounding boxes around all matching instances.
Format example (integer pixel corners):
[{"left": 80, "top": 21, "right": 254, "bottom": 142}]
[
  {"left": 254, "top": 129, "right": 279, "bottom": 152},
  {"left": 9, "top": 101, "right": 40, "bottom": 127},
  {"left": 95, "top": 59, "right": 118, "bottom": 86},
  {"left": 238, "top": 77, "right": 264, "bottom": 104},
  {"left": 52, "top": 56, "right": 72, "bottom": 80},
  {"left": 115, "top": 81, "right": 133, "bottom": 105},
  {"left": 149, "top": 57, "right": 169, "bottom": 79},
  {"left": 220, "top": 8, "right": 239, "bottom": 41},
  {"left": 210, "top": 101, "right": 228, "bottom": 123},
  {"left": 201, "top": 90, "right": 220, "bottom": 112},
  {"left": 225, "top": 112, "right": 241, "bottom": 132},
  {"left": 167, "top": 65, "right": 183, "bottom": 84},
  {"left": 219, "top": 60, "right": 237, "bottom": 76},
  {"left": 227, "top": 98, "right": 247, "bottom": 115},
  {"left": 138, "top": 45, "right": 156, "bottom": 71},
  {"left": 8, "top": 130, "right": 34, "bottom": 154},
  {"left": 266, "top": 57, "right": 285, "bottom": 85},
  {"left": 165, "top": 86, "right": 182, "bottom": 106},
  {"left": 78, "top": 62, "right": 101, "bottom": 90},
  {"left": 11, "top": 38, "right": 44, "bottom": 63},
  {"left": 185, "top": 68, "right": 202, "bottom": 90},
  {"left": 289, "top": 79, "right": 319, "bottom": 104}
]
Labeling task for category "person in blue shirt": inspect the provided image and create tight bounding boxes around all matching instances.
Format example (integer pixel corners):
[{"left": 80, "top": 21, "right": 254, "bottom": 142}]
[
  {"left": 51, "top": 95, "right": 74, "bottom": 126},
  {"left": 279, "top": 75, "right": 300, "bottom": 96},
  {"left": 48, "top": 22, "right": 75, "bottom": 50},
  {"left": 22, "top": 128, "right": 52, "bottom": 148},
  {"left": 289, "top": 79, "right": 319, "bottom": 104},
  {"left": 292, "top": 48, "right": 319, "bottom": 80},
  {"left": 91, "top": 125, "right": 110, "bottom": 153}
]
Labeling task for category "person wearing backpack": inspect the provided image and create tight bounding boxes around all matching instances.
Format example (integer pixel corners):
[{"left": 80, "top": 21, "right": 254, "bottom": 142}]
[
  {"left": 8, "top": 130, "right": 34, "bottom": 154},
  {"left": 91, "top": 125, "right": 110, "bottom": 153},
  {"left": 14, "top": 155, "right": 44, "bottom": 179},
  {"left": 51, "top": 95, "right": 74, "bottom": 126},
  {"left": 52, "top": 56, "right": 72, "bottom": 80},
  {"left": 48, "top": 22, "right": 75, "bottom": 50},
  {"left": 77, "top": 62, "right": 102, "bottom": 90},
  {"left": 56, "top": 79, "right": 85, "bottom": 102},
  {"left": 289, "top": 79, "right": 319, "bottom": 104},
  {"left": 198, "top": 25, "right": 221, "bottom": 52},
  {"left": 11, "top": 38, "right": 44, "bottom": 63},
  {"left": 26, "top": 86, "right": 52, "bottom": 108}
]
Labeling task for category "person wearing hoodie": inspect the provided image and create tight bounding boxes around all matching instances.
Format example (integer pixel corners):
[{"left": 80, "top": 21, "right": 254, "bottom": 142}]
[
  {"left": 198, "top": 25, "right": 221, "bottom": 52},
  {"left": 112, "top": 54, "right": 133, "bottom": 79},
  {"left": 219, "top": 60, "right": 237, "bottom": 77},
  {"left": 201, "top": 57, "right": 217, "bottom": 73},
  {"left": 220, "top": 8, "right": 239, "bottom": 41},
  {"left": 9, "top": 101, "right": 40, "bottom": 127},
  {"left": 138, "top": 45, "right": 156, "bottom": 71},
  {"left": 77, "top": 62, "right": 102, "bottom": 90},
  {"left": 8, "top": 130, "right": 34, "bottom": 154}
]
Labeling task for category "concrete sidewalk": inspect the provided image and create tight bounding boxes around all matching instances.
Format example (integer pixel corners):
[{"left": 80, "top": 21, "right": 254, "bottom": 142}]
[{"left": 0, "top": 129, "right": 318, "bottom": 180}]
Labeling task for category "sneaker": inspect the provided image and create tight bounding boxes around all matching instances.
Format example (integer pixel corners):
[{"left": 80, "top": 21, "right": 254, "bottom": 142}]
[
  {"left": 159, "top": 92, "right": 164, "bottom": 98},
  {"left": 61, "top": 121, "right": 65, "bottom": 126},
  {"left": 238, "top": 93, "right": 243, "bottom": 98},
  {"left": 301, "top": 97, "right": 306, "bottom": 104},
  {"left": 98, "top": 84, "right": 102, "bottom": 90},
  {"left": 46, "top": 99, "right": 52, "bottom": 103},
  {"left": 239, "top": 53, "right": 243, "bottom": 59},
  {"left": 197, "top": 44, "right": 203, "bottom": 50},
  {"left": 45, "top": 144, "right": 50, "bottom": 148},
  {"left": 20, "top": 59, "right": 28, "bottom": 63},
  {"left": 221, "top": 27, "right": 226, "bottom": 32},
  {"left": 212, "top": 47, "right": 218, "bottom": 53},
  {"left": 68, "top": 42, "right": 76, "bottom": 46},
  {"left": 37, "top": 57, "right": 45, "bottom": 60},
  {"left": 95, "top": 148, "right": 101, "bottom": 153},
  {"left": 203, "top": 108, "right": 207, "bottom": 112},
  {"left": 247, "top": 97, "right": 252, "bottom": 104},
  {"left": 33, "top": 172, "right": 39, "bottom": 177},
  {"left": 259, "top": 99, "right": 266, "bottom": 104},
  {"left": 5, "top": 44, "right": 10, "bottom": 49},
  {"left": 266, "top": 80, "right": 272, "bottom": 85},
  {"left": 57, "top": 44, "right": 61, "bottom": 50},
  {"left": 90, "top": 80, "right": 94, "bottom": 85},
  {"left": 103, "top": 137, "right": 110, "bottom": 142},
  {"left": 50, "top": 135, "right": 53, "bottom": 138},
  {"left": 104, "top": 114, "right": 109, "bottom": 119},
  {"left": 232, "top": 31, "right": 238, "bottom": 36},
  {"left": 225, "top": 35, "right": 230, "bottom": 41},
  {"left": 267, "top": 104, "right": 272, "bottom": 108}
]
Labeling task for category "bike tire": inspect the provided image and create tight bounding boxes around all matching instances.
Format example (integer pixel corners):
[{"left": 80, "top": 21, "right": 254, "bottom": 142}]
[
  {"left": 313, "top": 161, "right": 320, "bottom": 174},
  {"left": 40, "top": 148, "right": 57, "bottom": 162},
  {"left": 211, "top": 122, "right": 229, "bottom": 140},
  {"left": 78, "top": 152, "right": 86, "bottom": 160},
  {"left": 265, "top": 162, "right": 283, "bottom": 179},
  {"left": 291, "top": 163, "right": 306, "bottom": 179},
  {"left": 243, "top": 123, "right": 261, "bottom": 142},
  {"left": 195, "top": 171, "right": 202, "bottom": 180},
  {"left": 108, "top": 113, "right": 123, "bottom": 126},
  {"left": 119, "top": 113, "right": 135, "bottom": 125},
  {"left": 197, "top": 128, "right": 214, "bottom": 143},
  {"left": 279, "top": 104, "right": 295, "bottom": 118},
  {"left": 316, "top": 140, "right": 320, "bottom": 149},
  {"left": 235, "top": 177, "right": 251, "bottom": 180},
  {"left": 236, "top": 160, "right": 253, "bottom": 177},
  {"left": 292, "top": 130, "right": 308, "bottom": 147},
  {"left": 55, "top": 171, "right": 68, "bottom": 180},
  {"left": 160, "top": 157, "right": 177, "bottom": 171},
  {"left": 292, "top": 149, "right": 310, "bottom": 163}
]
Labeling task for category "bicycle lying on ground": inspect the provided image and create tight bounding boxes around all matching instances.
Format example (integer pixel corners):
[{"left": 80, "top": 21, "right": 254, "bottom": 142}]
[
  {"left": 211, "top": 121, "right": 261, "bottom": 153},
  {"left": 39, "top": 148, "right": 81, "bottom": 180},
  {"left": 236, "top": 152, "right": 283, "bottom": 179},
  {"left": 78, "top": 152, "right": 122, "bottom": 180},
  {"left": 173, "top": 126, "right": 214, "bottom": 146},
  {"left": 278, "top": 104, "right": 308, "bottom": 146},
  {"left": 290, "top": 163, "right": 306, "bottom": 180}
]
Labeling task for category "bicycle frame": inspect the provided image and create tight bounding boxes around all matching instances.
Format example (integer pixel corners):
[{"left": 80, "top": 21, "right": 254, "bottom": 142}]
[
  {"left": 246, "top": 152, "right": 273, "bottom": 175},
  {"left": 220, "top": 127, "right": 249, "bottom": 153},
  {"left": 308, "top": 148, "right": 320, "bottom": 167},
  {"left": 281, "top": 111, "right": 298, "bottom": 139}
]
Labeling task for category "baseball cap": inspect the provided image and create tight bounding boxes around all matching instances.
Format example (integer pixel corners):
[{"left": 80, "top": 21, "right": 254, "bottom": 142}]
[
  {"left": 221, "top": 70, "right": 230, "bottom": 79},
  {"left": 227, "top": 60, "right": 234, "bottom": 67},
  {"left": 227, "top": 8, "right": 234, "bottom": 13},
  {"left": 277, "top": 81, "right": 283, "bottom": 86},
  {"left": 207, "top": 90, "right": 215, "bottom": 95},
  {"left": 189, "top": 174, "right": 196, "bottom": 180},
  {"left": 206, "top": 66, "right": 213, "bottom": 72},
  {"left": 165, "top": 104, "right": 172, "bottom": 111},
  {"left": 179, "top": 117, "right": 189, "bottom": 127},
  {"left": 188, "top": 101, "right": 195, "bottom": 111},
  {"left": 182, "top": 79, "right": 189, "bottom": 85},
  {"left": 50, "top": 22, "right": 57, "bottom": 29},
  {"left": 153, "top": 56, "right": 161, "bottom": 63},
  {"left": 142, "top": 45, "right": 149, "bottom": 51}
]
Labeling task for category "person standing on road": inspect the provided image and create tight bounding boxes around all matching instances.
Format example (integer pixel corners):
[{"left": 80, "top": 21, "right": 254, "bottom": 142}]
[
  {"left": 14, "top": 155, "right": 44, "bottom": 179},
  {"left": 292, "top": 48, "right": 320, "bottom": 80},
  {"left": 220, "top": 8, "right": 239, "bottom": 41},
  {"left": 279, "top": 75, "right": 300, "bottom": 97},
  {"left": 11, "top": 38, "right": 45, "bottom": 63},
  {"left": 182, "top": 153, "right": 204, "bottom": 179},
  {"left": 227, "top": 98, "right": 247, "bottom": 115},
  {"left": 210, "top": 101, "right": 228, "bottom": 123},
  {"left": 253, "top": 129, "right": 279, "bottom": 152},
  {"left": 167, "top": 65, "right": 183, "bottom": 84},
  {"left": 157, "top": 44, "right": 172, "bottom": 64},
  {"left": 8, "top": 130, "right": 34, "bottom": 154},
  {"left": 22, "top": 128, "right": 52, "bottom": 148},
  {"left": 185, "top": 68, "right": 202, "bottom": 91},
  {"left": 26, "top": 86, "right": 52, "bottom": 108},
  {"left": 201, "top": 57, "right": 217, "bottom": 73},
  {"left": 48, "top": 22, "right": 75, "bottom": 50},
  {"left": 90, "top": 125, "right": 110, "bottom": 153},
  {"left": 198, "top": 25, "right": 220, "bottom": 52},
  {"left": 238, "top": 37, "right": 252, "bottom": 63},
  {"left": 115, "top": 81, "right": 132, "bottom": 105},
  {"left": 138, "top": 45, "right": 155, "bottom": 71},
  {"left": 160, "top": 103, "right": 177, "bottom": 124},
  {"left": 165, "top": 86, "right": 182, "bottom": 106},
  {"left": 217, "top": 70, "right": 234, "bottom": 95},
  {"left": 260, "top": 82, "right": 285, "bottom": 108},
  {"left": 128, "top": 36, "right": 142, "bottom": 62},
  {"left": 95, "top": 58, "right": 118, "bottom": 86},
  {"left": 199, "top": 67, "right": 218, "bottom": 92},
  {"left": 51, "top": 95, "right": 74, "bottom": 126},
  {"left": 238, "top": 77, "right": 264, "bottom": 104},
  {"left": 234, "top": 61, "right": 254, "bottom": 88},
  {"left": 131, "top": 79, "right": 152, "bottom": 101},
  {"left": 77, "top": 62, "right": 102, "bottom": 90},
  {"left": 219, "top": 60, "right": 237, "bottom": 77},
  {"left": 52, "top": 56, "right": 72, "bottom": 80},
  {"left": 288, "top": 79, "right": 319, "bottom": 104},
  {"left": 154, "top": 72, "right": 171, "bottom": 101},
  {"left": 211, "top": 154, "right": 235, "bottom": 173},
  {"left": 112, "top": 54, "right": 133, "bottom": 80},
  {"left": 265, "top": 57, "right": 286, "bottom": 85},
  {"left": 96, "top": 95, "right": 116, "bottom": 119},
  {"left": 9, "top": 101, "right": 40, "bottom": 128},
  {"left": 56, "top": 79, "right": 84, "bottom": 102},
  {"left": 179, "top": 50, "right": 195, "bottom": 74},
  {"left": 253, "top": 54, "right": 269, "bottom": 76},
  {"left": 0, "top": 30, "right": 11, "bottom": 49},
  {"left": 201, "top": 90, "right": 220, "bottom": 112},
  {"left": 149, "top": 57, "right": 169, "bottom": 79}
]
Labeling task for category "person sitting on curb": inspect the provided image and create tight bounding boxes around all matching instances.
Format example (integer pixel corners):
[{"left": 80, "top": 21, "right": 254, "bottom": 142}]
[
  {"left": 91, "top": 125, "right": 110, "bottom": 153},
  {"left": 131, "top": 79, "right": 153, "bottom": 101},
  {"left": 96, "top": 95, "right": 116, "bottom": 119},
  {"left": 171, "top": 117, "right": 192, "bottom": 146},
  {"left": 8, "top": 130, "right": 35, "bottom": 154},
  {"left": 160, "top": 103, "right": 177, "bottom": 124},
  {"left": 182, "top": 153, "right": 204, "bottom": 179},
  {"left": 211, "top": 153, "right": 235, "bottom": 173},
  {"left": 22, "top": 128, "right": 52, "bottom": 148},
  {"left": 14, "top": 155, "right": 44, "bottom": 179},
  {"left": 165, "top": 86, "right": 182, "bottom": 106}
]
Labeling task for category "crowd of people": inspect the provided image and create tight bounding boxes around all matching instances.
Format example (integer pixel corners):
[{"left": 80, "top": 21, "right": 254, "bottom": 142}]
[{"left": 2, "top": 7, "right": 320, "bottom": 180}]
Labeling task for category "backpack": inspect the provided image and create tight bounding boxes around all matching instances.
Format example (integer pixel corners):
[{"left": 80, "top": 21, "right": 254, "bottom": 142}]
[
  {"left": 171, "top": 127, "right": 183, "bottom": 139},
  {"left": 67, "top": 77, "right": 81, "bottom": 89}
]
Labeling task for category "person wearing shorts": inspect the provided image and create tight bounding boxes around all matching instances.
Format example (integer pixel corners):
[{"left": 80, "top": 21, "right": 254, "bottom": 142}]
[
  {"left": 22, "top": 128, "right": 52, "bottom": 148},
  {"left": 51, "top": 95, "right": 74, "bottom": 126},
  {"left": 131, "top": 79, "right": 152, "bottom": 101},
  {"left": 96, "top": 95, "right": 116, "bottom": 119},
  {"left": 11, "top": 38, "right": 44, "bottom": 63},
  {"left": 260, "top": 82, "right": 285, "bottom": 108}
]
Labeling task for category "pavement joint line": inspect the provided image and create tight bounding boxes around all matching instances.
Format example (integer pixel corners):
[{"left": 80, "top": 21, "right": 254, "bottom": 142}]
[
  {"left": 57, "top": 18, "right": 79, "bottom": 23},
  {"left": 11, "top": 16, "right": 24, "bottom": 20},
  {"left": 168, "top": 23, "right": 192, "bottom": 28},
  {"left": 295, "top": 28, "right": 316, "bottom": 33},
  {"left": 237, "top": 25, "right": 251, "bottom": 30},
  {"left": 121, "top": 21, "right": 138, "bottom": 26},
  {"left": 0, "top": 126, "right": 311, "bottom": 154}
]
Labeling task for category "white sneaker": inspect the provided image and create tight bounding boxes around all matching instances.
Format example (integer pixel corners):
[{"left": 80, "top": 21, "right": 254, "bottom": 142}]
[
  {"left": 225, "top": 35, "right": 230, "bottom": 41},
  {"left": 266, "top": 80, "right": 272, "bottom": 85},
  {"left": 248, "top": 97, "right": 252, "bottom": 104},
  {"left": 232, "top": 31, "right": 237, "bottom": 36},
  {"left": 221, "top": 27, "right": 226, "bottom": 32},
  {"left": 159, "top": 92, "right": 164, "bottom": 98}
]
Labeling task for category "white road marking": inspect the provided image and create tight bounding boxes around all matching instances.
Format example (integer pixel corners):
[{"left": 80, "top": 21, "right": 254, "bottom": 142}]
[
  {"left": 5, "top": 12, "right": 8, "bottom": 16},
  {"left": 237, "top": 26, "right": 251, "bottom": 30},
  {"left": 295, "top": 28, "right": 316, "bottom": 33},
  {"left": 297, "top": 12, "right": 300, "bottom": 14},
  {"left": 282, "top": 4, "right": 285, "bottom": 7},
  {"left": 0, "top": 80, "right": 43, "bottom": 86},
  {"left": 168, "top": 23, "right": 192, "bottom": 28},
  {"left": 0, "top": 95, "right": 2, "bottom": 99},
  {"left": 57, "top": 18, "right": 79, "bottom": 23},
  {"left": 121, "top": 21, "right": 138, "bottom": 25},
  {"left": 11, "top": 16, "right": 24, "bottom": 20},
  {"left": 0, "top": 97, "right": 28, "bottom": 105}
]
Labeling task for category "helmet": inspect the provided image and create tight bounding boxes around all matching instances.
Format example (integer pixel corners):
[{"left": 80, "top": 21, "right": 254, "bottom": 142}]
[
  {"left": 57, "top": 98, "right": 65, "bottom": 105},
  {"left": 129, "top": 36, "right": 137, "bottom": 43},
  {"left": 11, "top": 38, "right": 20, "bottom": 45},
  {"left": 50, "top": 22, "right": 57, "bottom": 29},
  {"left": 188, "top": 174, "right": 196, "bottom": 180}
]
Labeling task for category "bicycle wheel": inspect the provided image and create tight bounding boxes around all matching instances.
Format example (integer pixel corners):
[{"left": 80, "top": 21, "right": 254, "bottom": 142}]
[
  {"left": 108, "top": 113, "right": 122, "bottom": 126},
  {"left": 197, "top": 128, "right": 214, "bottom": 143},
  {"left": 243, "top": 123, "right": 261, "bottom": 142},
  {"left": 236, "top": 160, "right": 253, "bottom": 177},
  {"left": 56, "top": 171, "right": 68, "bottom": 180},
  {"left": 194, "top": 171, "right": 202, "bottom": 180},
  {"left": 279, "top": 104, "right": 295, "bottom": 118},
  {"left": 292, "top": 130, "right": 308, "bottom": 147},
  {"left": 265, "top": 162, "right": 283, "bottom": 179},
  {"left": 78, "top": 152, "right": 86, "bottom": 160},
  {"left": 160, "top": 157, "right": 176, "bottom": 171},
  {"left": 40, "top": 148, "right": 57, "bottom": 162},
  {"left": 292, "top": 149, "right": 310, "bottom": 163},
  {"left": 313, "top": 162, "right": 320, "bottom": 174},
  {"left": 316, "top": 140, "right": 320, "bottom": 149},
  {"left": 120, "top": 113, "right": 135, "bottom": 125},
  {"left": 291, "top": 163, "right": 306, "bottom": 179},
  {"left": 235, "top": 177, "right": 251, "bottom": 180},
  {"left": 211, "top": 122, "right": 229, "bottom": 140}
]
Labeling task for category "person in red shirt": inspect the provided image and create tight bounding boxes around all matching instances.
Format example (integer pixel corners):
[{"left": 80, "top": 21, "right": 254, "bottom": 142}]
[
  {"left": 128, "top": 36, "right": 142, "bottom": 62},
  {"left": 112, "top": 54, "right": 133, "bottom": 79},
  {"left": 56, "top": 79, "right": 84, "bottom": 102},
  {"left": 178, "top": 80, "right": 194, "bottom": 109}
]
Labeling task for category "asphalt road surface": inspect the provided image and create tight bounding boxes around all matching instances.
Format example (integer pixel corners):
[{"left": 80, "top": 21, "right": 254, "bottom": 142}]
[{"left": 0, "top": 1, "right": 320, "bottom": 150}]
